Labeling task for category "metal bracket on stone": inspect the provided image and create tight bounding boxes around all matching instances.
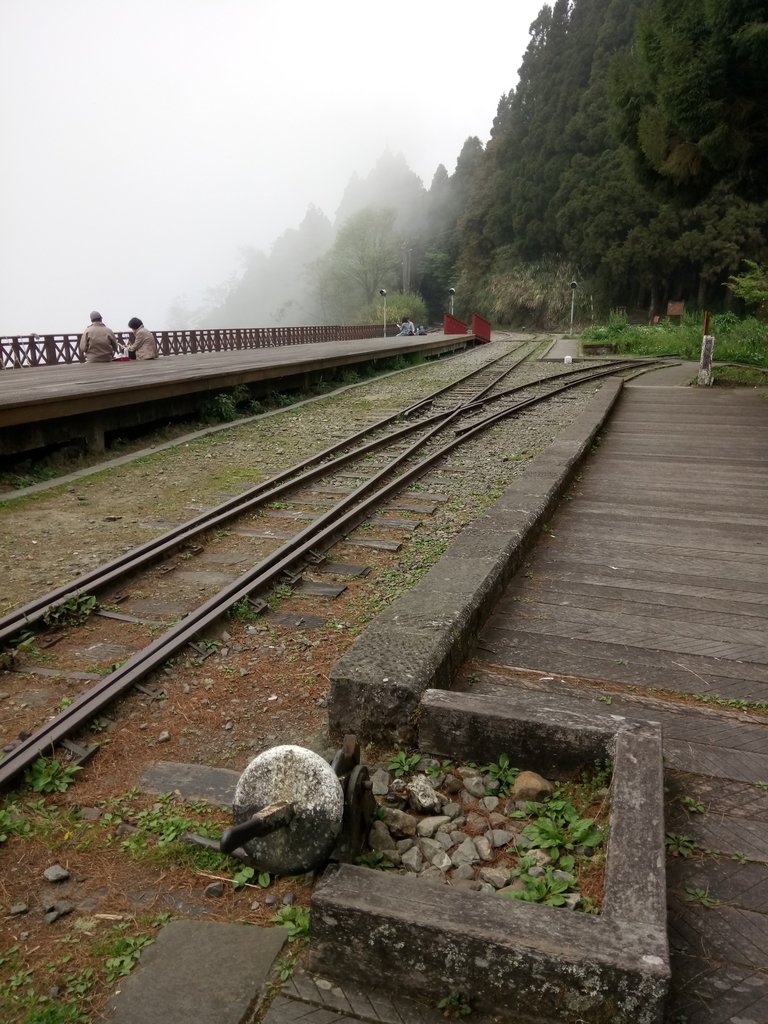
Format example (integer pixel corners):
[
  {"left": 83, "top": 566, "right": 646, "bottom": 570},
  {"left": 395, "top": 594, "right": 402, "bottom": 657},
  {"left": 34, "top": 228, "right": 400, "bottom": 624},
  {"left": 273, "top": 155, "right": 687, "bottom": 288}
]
[
  {"left": 280, "top": 568, "right": 303, "bottom": 585},
  {"left": 239, "top": 596, "right": 268, "bottom": 617},
  {"left": 329, "top": 734, "right": 376, "bottom": 865},
  {"left": 331, "top": 734, "right": 360, "bottom": 776},
  {"left": 61, "top": 738, "right": 100, "bottom": 766},
  {"left": 187, "top": 641, "right": 216, "bottom": 661},
  {"left": 133, "top": 683, "right": 167, "bottom": 703}
]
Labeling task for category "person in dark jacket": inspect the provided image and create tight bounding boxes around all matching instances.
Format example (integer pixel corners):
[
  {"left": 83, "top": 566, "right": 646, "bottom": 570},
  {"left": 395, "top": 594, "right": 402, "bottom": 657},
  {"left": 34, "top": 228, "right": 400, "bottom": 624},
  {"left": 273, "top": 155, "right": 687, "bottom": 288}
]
[{"left": 80, "top": 311, "right": 118, "bottom": 362}]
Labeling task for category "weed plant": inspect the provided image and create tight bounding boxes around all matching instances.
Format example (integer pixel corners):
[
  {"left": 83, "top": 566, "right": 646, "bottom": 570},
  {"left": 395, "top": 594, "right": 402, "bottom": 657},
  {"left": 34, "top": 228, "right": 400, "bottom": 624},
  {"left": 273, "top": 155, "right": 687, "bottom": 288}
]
[
  {"left": 355, "top": 850, "right": 395, "bottom": 870},
  {"left": 272, "top": 905, "right": 310, "bottom": 940},
  {"left": 42, "top": 593, "right": 97, "bottom": 628},
  {"left": 0, "top": 917, "right": 166, "bottom": 1024},
  {"left": 436, "top": 991, "right": 472, "bottom": 1018},
  {"left": 582, "top": 310, "right": 767, "bottom": 367},
  {"left": 387, "top": 751, "right": 422, "bottom": 777},
  {"left": 24, "top": 757, "right": 82, "bottom": 794}
]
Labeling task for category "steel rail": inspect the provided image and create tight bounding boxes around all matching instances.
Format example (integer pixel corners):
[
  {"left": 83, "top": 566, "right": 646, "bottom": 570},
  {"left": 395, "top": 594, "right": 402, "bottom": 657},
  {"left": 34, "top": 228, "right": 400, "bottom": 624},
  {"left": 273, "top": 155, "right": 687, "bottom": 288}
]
[
  {"left": 0, "top": 346, "right": 531, "bottom": 643},
  {"left": 0, "top": 361, "right": 636, "bottom": 787},
  {"left": 0, "top": 354, "right": 640, "bottom": 646},
  {"left": 0, "top": 354, "right": 640, "bottom": 645},
  {"left": 401, "top": 343, "right": 536, "bottom": 416},
  {"left": 2, "top": 347, "right": 613, "bottom": 645},
  {"left": 453, "top": 358, "right": 648, "bottom": 428}
]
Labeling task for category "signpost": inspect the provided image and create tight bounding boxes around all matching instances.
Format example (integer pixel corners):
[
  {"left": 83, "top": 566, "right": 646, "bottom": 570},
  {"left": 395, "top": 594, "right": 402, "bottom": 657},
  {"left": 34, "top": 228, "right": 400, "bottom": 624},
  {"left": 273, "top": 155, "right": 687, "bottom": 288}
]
[
  {"left": 698, "top": 310, "right": 714, "bottom": 386},
  {"left": 569, "top": 281, "right": 578, "bottom": 336}
]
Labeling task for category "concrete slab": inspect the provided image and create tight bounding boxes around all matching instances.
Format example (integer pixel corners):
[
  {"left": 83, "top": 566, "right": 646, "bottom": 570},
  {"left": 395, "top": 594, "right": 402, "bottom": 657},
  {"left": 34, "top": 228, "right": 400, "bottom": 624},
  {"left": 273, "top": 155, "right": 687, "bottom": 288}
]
[
  {"left": 266, "top": 611, "right": 329, "bottom": 629},
  {"left": 540, "top": 337, "right": 579, "bottom": 361},
  {"left": 139, "top": 760, "right": 239, "bottom": 805},
  {"left": 625, "top": 360, "right": 698, "bottom": 386},
  {"left": 106, "top": 919, "right": 287, "bottom": 1024}
]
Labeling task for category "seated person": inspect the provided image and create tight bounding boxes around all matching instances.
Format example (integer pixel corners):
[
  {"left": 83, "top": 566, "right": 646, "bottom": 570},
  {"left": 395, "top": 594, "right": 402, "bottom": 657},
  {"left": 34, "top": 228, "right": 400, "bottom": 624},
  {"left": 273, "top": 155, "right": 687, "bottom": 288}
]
[
  {"left": 125, "top": 317, "right": 158, "bottom": 360},
  {"left": 80, "top": 311, "right": 118, "bottom": 362},
  {"left": 396, "top": 317, "right": 415, "bottom": 336}
]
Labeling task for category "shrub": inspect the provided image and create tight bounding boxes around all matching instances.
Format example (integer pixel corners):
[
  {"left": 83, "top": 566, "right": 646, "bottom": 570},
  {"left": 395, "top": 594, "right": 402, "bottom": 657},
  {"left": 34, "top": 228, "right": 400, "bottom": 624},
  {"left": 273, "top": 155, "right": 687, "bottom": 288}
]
[{"left": 582, "top": 311, "right": 767, "bottom": 366}]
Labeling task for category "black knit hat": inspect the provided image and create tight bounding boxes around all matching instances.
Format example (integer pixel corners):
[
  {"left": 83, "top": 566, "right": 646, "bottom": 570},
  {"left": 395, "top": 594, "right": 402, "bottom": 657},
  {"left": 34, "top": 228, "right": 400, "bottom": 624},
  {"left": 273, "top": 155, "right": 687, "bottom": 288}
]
[{"left": 128, "top": 317, "right": 143, "bottom": 330}]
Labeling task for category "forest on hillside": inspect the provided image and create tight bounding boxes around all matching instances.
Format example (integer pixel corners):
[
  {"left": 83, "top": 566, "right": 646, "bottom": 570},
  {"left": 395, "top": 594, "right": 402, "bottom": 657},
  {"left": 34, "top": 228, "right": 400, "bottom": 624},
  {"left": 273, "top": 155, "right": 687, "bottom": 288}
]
[{"left": 201, "top": 0, "right": 767, "bottom": 330}]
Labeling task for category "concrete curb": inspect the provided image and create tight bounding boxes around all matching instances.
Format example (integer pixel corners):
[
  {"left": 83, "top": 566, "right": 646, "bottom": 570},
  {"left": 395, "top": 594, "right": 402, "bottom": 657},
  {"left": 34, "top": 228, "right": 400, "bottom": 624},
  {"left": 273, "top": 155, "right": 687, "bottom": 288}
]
[{"left": 328, "top": 376, "right": 625, "bottom": 746}]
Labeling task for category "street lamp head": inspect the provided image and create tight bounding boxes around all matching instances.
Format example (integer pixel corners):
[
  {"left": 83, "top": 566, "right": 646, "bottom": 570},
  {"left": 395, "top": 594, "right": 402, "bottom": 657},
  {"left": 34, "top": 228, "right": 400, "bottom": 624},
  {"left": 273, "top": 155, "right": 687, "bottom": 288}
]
[
  {"left": 570, "top": 281, "right": 578, "bottom": 290},
  {"left": 448, "top": 287, "right": 456, "bottom": 295},
  {"left": 379, "top": 289, "right": 387, "bottom": 296}
]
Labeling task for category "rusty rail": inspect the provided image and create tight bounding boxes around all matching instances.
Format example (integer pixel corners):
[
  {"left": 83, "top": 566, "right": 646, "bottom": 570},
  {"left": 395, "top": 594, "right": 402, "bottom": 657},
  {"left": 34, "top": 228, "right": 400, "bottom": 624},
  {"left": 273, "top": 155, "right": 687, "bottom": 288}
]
[
  {"left": 0, "top": 324, "right": 400, "bottom": 369},
  {"left": 0, "top": 358, "right": 655, "bottom": 787}
]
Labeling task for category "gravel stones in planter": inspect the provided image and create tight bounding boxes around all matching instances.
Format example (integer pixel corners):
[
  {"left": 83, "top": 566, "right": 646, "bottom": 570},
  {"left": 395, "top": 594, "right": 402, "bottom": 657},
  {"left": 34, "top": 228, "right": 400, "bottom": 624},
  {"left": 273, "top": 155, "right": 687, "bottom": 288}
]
[
  {"left": 512, "top": 770, "right": 554, "bottom": 802},
  {"left": 406, "top": 774, "right": 442, "bottom": 813},
  {"left": 368, "top": 766, "right": 592, "bottom": 905}
]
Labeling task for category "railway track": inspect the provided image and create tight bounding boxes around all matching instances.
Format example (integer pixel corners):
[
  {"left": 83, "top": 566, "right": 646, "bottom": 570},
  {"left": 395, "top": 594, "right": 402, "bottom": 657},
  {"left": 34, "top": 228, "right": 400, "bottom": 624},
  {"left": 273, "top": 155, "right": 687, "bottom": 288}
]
[{"left": 0, "top": 349, "right": 658, "bottom": 785}]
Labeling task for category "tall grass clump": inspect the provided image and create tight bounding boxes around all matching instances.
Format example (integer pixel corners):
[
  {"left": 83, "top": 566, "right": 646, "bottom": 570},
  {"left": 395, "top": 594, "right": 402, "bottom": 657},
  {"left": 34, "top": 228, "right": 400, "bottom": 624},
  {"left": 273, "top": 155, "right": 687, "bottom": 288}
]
[
  {"left": 582, "top": 311, "right": 767, "bottom": 366},
  {"left": 369, "top": 291, "right": 428, "bottom": 329},
  {"left": 471, "top": 258, "right": 586, "bottom": 330}
]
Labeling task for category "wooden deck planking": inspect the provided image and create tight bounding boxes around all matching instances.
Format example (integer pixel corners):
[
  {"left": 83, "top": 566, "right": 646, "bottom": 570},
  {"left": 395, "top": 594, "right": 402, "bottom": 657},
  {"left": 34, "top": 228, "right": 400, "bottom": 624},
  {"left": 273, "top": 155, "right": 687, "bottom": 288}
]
[
  {"left": 0, "top": 333, "right": 469, "bottom": 428},
  {"left": 461, "top": 385, "right": 768, "bottom": 1022}
]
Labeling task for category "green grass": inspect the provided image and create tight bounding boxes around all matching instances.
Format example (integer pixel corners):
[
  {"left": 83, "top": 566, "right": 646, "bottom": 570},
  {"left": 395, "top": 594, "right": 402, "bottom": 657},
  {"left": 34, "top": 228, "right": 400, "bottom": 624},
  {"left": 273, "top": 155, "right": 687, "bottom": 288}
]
[
  {"left": 582, "top": 311, "right": 767, "bottom": 367},
  {"left": 710, "top": 364, "right": 768, "bottom": 387}
]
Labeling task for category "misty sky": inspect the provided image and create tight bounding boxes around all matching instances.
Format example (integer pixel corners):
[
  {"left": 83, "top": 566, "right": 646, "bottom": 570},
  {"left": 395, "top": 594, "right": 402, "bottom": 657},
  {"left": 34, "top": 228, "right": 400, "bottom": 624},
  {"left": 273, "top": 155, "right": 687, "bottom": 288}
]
[{"left": 1, "top": 0, "right": 544, "bottom": 336}]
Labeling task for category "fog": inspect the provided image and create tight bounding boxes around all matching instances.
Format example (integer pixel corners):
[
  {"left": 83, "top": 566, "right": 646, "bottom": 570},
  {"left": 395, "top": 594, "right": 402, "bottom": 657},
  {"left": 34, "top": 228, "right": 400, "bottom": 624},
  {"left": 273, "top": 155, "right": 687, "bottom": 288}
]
[{"left": 0, "top": 0, "right": 543, "bottom": 336}]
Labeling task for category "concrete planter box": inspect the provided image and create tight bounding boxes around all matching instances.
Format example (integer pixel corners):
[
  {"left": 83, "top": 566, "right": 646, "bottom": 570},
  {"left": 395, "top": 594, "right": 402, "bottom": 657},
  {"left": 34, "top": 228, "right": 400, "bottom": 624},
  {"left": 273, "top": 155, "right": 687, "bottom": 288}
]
[
  {"left": 310, "top": 690, "right": 669, "bottom": 1024},
  {"left": 581, "top": 341, "right": 618, "bottom": 355}
]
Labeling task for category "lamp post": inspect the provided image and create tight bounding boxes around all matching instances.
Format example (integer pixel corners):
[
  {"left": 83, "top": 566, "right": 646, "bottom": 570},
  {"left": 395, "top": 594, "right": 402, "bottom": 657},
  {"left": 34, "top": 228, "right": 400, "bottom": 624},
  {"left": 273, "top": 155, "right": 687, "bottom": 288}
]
[
  {"left": 379, "top": 289, "right": 387, "bottom": 338},
  {"left": 569, "top": 280, "right": 578, "bottom": 337},
  {"left": 448, "top": 287, "right": 455, "bottom": 317}
]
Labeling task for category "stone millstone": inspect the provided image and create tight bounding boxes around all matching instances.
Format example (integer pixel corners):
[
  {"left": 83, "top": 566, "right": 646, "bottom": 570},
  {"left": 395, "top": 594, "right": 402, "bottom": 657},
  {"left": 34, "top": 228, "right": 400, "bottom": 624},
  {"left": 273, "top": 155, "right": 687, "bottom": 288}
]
[{"left": 233, "top": 745, "right": 344, "bottom": 874}]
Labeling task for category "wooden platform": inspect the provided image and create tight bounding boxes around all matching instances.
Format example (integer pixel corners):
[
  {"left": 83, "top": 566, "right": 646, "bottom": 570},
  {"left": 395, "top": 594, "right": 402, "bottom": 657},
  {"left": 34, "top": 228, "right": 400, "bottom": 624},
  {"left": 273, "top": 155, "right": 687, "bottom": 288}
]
[
  {"left": 461, "top": 381, "right": 768, "bottom": 1022},
  {"left": 0, "top": 333, "right": 473, "bottom": 455}
]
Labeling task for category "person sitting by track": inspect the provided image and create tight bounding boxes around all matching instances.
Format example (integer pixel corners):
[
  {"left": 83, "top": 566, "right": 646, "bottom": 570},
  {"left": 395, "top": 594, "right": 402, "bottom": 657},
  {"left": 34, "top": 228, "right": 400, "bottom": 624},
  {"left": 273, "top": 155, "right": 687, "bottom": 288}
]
[
  {"left": 396, "top": 317, "right": 415, "bottom": 337},
  {"left": 124, "top": 317, "right": 158, "bottom": 360}
]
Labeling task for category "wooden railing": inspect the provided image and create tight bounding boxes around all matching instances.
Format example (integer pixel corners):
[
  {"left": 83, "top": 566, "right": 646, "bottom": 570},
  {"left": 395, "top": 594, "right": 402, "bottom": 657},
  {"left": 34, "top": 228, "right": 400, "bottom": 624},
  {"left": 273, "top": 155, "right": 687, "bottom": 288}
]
[{"left": 0, "top": 323, "right": 399, "bottom": 369}]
